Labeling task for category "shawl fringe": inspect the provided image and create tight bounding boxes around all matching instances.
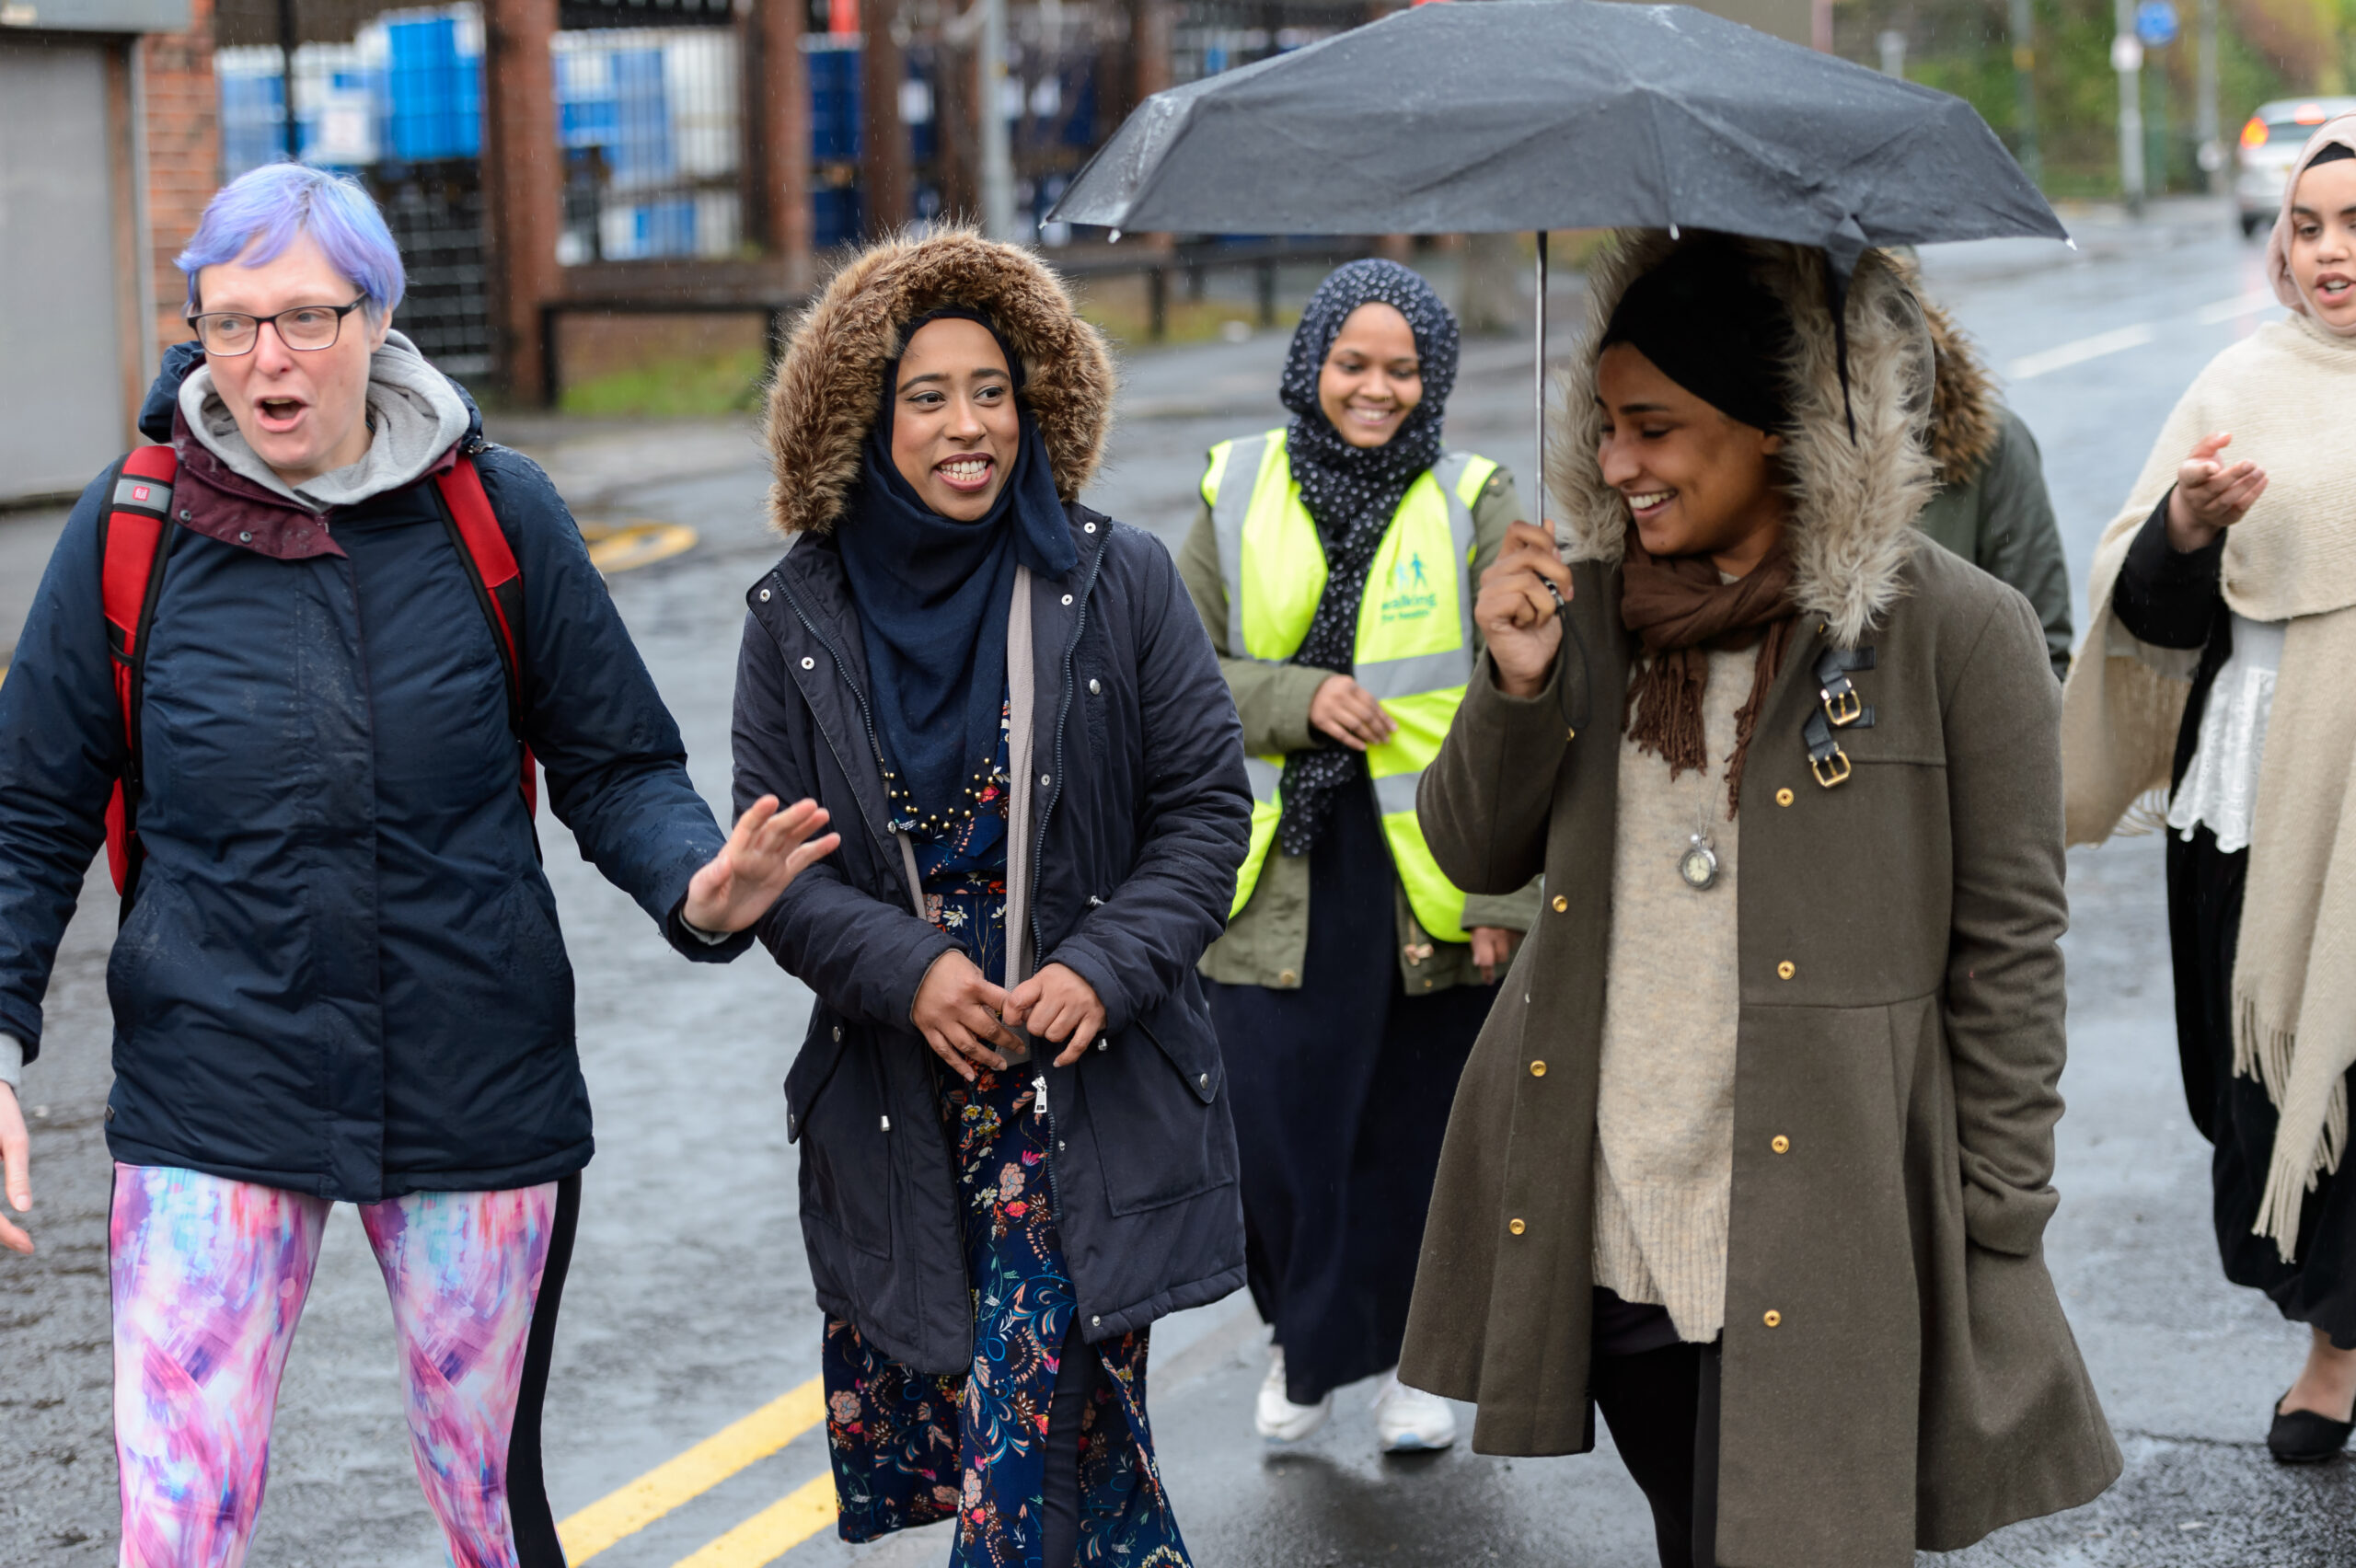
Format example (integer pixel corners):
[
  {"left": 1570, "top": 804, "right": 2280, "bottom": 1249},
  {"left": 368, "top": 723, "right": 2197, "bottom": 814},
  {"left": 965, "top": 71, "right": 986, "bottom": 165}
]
[{"left": 2246, "top": 995, "right": 2352, "bottom": 1259}]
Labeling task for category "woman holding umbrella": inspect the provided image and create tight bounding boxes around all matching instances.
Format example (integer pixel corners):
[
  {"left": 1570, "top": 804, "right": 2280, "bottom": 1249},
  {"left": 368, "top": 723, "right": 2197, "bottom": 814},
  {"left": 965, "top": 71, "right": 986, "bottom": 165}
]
[
  {"left": 1399, "top": 233, "right": 2118, "bottom": 1566},
  {"left": 737, "top": 229, "right": 1252, "bottom": 1566},
  {"left": 2063, "top": 117, "right": 2356, "bottom": 1463},
  {"left": 1176, "top": 259, "right": 1536, "bottom": 1451}
]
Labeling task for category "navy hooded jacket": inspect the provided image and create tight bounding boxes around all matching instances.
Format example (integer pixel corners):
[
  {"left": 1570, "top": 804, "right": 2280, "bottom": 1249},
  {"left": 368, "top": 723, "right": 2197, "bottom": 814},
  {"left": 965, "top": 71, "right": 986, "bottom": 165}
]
[{"left": 0, "top": 343, "right": 745, "bottom": 1200}]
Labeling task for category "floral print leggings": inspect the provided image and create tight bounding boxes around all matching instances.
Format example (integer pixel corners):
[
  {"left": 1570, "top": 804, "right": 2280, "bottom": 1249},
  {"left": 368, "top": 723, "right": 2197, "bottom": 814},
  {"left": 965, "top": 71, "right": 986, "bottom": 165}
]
[{"left": 108, "top": 1163, "right": 572, "bottom": 1568}]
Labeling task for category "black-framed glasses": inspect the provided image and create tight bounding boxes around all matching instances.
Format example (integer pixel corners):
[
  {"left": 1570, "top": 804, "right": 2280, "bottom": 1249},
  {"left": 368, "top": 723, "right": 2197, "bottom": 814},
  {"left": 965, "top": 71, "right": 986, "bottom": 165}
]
[{"left": 186, "top": 295, "right": 369, "bottom": 356}]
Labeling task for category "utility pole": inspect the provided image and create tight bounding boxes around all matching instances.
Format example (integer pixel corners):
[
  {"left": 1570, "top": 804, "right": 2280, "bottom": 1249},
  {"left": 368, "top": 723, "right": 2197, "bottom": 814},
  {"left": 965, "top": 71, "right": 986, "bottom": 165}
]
[
  {"left": 977, "top": 0, "right": 1018, "bottom": 241},
  {"left": 2196, "top": 0, "right": 2223, "bottom": 191},
  {"left": 2009, "top": 0, "right": 2042, "bottom": 187},
  {"left": 859, "top": 0, "right": 911, "bottom": 237},
  {"left": 2113, "top": 0, "right": 2146, "bottom": 214},
  {"left": 277, "top": 0, "right": 300, "bottom": 161}
]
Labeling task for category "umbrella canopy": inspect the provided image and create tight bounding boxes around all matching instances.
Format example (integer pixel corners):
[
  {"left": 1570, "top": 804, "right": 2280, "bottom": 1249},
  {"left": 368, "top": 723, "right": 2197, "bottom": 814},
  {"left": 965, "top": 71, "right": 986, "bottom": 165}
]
[{"left": 1048, "top": 0, "right": 2063, "bottom": 268}]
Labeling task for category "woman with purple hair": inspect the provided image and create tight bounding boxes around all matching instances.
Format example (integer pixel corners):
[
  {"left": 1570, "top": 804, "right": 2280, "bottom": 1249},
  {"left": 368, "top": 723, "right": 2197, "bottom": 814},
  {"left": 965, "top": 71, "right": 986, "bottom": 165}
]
[{"left": 0, "top": 163, "right": 835, "bottom": 1565}]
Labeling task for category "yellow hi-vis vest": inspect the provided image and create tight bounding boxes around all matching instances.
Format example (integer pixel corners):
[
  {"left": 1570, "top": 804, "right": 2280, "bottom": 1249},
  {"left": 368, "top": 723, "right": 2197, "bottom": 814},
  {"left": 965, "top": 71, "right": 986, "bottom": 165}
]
[{"left": 1205, "top": 428, "right": 1496, "bottom": 945}]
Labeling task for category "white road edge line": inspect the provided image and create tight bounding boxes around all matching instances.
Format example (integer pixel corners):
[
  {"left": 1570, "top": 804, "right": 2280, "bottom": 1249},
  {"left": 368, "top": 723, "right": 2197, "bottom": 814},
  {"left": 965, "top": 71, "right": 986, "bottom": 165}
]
[
  {"left": 2194, "top": 289, "right": 2281, "bottom": 325},
  {"left": 2006, "top": 290, "right": 2286, "bottom": 382},
  {"left": 2007, "top": 323, "right": 2157, "bottom": 381}
]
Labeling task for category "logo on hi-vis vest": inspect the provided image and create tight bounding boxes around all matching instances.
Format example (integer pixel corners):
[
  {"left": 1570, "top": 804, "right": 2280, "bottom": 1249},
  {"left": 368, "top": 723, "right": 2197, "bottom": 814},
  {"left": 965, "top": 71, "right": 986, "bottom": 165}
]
[{"left": 1378, "top": 551, "right": 1439, "bottom": 624}]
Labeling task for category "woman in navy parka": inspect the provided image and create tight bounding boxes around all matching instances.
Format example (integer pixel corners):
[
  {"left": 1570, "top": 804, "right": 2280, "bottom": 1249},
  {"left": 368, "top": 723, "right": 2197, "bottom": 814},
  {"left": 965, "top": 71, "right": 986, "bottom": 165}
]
[
  {"left": 739, "top": 230, "right": 1252, "bottom": 1566},
  {"left": 0, "top": 167, "right": 832, "bottom": 1566}
]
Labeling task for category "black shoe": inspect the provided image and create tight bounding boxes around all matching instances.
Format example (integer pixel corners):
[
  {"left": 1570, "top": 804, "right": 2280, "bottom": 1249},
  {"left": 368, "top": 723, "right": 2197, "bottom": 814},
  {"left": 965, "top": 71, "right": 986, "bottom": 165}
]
[{"left": 2269, "top": 1391, "right": 2354, "bottom": 1464}]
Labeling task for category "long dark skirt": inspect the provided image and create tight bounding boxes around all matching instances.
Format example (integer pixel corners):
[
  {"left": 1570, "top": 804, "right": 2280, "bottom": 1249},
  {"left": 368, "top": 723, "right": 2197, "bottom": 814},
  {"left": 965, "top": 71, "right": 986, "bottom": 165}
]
[
  {"left": 2170, "top": 822, "right": 2356, "bottom": 1348},
  {"left": 1206, "top": 778, "right": 1495, "bottom": 1406}
]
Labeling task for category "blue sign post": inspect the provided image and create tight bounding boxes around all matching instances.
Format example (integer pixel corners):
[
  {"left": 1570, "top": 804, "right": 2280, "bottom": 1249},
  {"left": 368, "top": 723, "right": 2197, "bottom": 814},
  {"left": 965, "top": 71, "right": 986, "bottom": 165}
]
[{"left": 2135, "top": 0, "right": 2180, "bottom": 49}]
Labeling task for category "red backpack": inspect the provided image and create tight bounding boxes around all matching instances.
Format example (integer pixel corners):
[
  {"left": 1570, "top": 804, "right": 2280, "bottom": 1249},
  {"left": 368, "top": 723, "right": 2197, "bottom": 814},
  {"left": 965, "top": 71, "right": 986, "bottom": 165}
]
[{"left": 98, "top": 445, "right": 535, "bottom": 899}]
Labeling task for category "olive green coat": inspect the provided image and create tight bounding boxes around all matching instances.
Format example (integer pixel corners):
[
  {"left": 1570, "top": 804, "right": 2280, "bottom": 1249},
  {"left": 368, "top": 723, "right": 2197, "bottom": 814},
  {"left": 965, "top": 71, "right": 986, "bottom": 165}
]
[
  {"left": 1915, "top": 408, "right": 2073, "bottom": 681},
  {"left": 1398, "top": 235, "right": 2119, "bottom": 1568},
  {"left": 1176, "top": 462, "right": 1540, "bottom": 995}
]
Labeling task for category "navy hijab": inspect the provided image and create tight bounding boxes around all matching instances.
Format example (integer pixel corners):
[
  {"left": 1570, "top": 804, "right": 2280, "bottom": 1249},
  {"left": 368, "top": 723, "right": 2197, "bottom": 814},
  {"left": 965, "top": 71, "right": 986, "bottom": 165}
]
[{"left": 836, "top": 306, "right": 1078, "bottom": 830}]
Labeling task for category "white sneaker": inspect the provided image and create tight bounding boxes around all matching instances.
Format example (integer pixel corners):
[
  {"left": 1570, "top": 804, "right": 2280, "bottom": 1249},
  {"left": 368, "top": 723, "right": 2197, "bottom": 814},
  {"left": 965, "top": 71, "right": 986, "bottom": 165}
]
[
  {"left": 1254, "top": 1347, "right": 1333, "bottom": 1442},
  {"left": 1371, "top": 1370, "right": 1457, "bottom": 1452}
]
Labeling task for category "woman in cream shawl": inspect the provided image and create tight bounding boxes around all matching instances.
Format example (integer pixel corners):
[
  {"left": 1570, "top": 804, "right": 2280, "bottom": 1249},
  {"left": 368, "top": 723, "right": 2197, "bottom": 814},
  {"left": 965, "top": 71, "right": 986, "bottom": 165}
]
[{"left": 2063, "top": 115, "right": 2356, "bottom": 1462}]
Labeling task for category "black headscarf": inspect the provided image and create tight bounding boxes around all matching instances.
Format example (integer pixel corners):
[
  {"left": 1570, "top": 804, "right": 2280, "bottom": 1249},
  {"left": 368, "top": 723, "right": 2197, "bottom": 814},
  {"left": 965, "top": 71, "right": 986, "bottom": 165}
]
[
  {"left": 836, "top": 306, "right": 1078, "bottom": 832},
  {"left": 1600, "top": 239, "right": 1795, "bottom": 433},
  {"left": 1274, "top": 259, "right": 1461, "bottom": 857}
]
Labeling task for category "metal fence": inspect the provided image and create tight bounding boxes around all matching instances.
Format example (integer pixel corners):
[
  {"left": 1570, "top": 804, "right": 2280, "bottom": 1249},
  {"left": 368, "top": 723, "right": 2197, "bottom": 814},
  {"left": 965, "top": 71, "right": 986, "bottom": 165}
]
[
  {"left": 217, "top": 5, "right": 493, "bottom": 374},
  {"left": 209, "top": 0, "right": 1388, "bottom": 389}
]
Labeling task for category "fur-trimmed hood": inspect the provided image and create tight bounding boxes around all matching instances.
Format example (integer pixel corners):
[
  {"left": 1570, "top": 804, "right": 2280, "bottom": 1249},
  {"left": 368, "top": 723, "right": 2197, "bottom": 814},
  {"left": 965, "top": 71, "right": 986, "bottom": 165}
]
[
  {"left": 763, "top": 229, "right": 1116, "bottom": 537},
  {"left": 1547, "top": 232, "right": 1936, "bottom": 648},
  {"left": 1898, "top": 259, "right": 2002, "bottom": 484}
]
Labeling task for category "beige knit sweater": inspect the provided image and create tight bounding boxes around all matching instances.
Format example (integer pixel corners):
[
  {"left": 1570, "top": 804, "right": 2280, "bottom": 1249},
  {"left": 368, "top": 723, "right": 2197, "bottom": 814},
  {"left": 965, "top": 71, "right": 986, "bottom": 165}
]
[{"left": 1593, "top": 641, "right": 1760, "bottom": 1343}]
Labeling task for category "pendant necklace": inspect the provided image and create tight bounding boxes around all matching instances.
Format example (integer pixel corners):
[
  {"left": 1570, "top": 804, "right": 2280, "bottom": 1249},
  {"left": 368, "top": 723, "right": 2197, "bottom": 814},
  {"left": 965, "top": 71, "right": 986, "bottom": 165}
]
[{"left": 1677, "top": 773, "right": 1720, "bottom": 891}]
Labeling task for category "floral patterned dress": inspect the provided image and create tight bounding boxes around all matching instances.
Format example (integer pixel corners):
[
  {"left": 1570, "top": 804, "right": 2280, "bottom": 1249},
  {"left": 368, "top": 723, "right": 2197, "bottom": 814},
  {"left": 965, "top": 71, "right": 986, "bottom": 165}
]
[{"left": 821, "top": 701, "right": 1191, "bottom": 1568}]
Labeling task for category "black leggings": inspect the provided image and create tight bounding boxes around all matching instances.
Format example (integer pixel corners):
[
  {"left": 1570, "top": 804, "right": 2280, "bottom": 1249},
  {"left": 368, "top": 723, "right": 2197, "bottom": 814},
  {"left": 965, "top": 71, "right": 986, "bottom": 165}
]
[
  {"left": 1591, "top": 1337, "right": 1722, "bottom": 1568},
  {"left": 1040, "top": 1314, "right": 1103, "bottom": 1568}
]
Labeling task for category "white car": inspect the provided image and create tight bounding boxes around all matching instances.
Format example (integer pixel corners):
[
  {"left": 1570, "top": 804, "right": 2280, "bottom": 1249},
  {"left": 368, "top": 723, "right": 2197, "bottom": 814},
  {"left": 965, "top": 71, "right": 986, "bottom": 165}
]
[{"left": 2237, "top": 96, "right": 2356, "bottom": 237}]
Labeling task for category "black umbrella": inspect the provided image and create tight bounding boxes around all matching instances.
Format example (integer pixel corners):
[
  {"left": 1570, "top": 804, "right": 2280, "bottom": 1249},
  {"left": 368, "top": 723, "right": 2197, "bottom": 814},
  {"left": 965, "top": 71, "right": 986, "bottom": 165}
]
[{"left": 1049, "top": 0, "right": 2063, "bottom": 470}]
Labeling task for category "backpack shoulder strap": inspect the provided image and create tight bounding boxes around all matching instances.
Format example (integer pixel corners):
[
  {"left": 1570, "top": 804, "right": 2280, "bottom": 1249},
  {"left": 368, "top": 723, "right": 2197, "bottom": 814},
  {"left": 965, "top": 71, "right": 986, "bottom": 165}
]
[
  {"left": 431, "top": 455, "right": 537, "bottom": 817},
  {"left": 100, "top": 445, "right": 181, "bottom": 899}
]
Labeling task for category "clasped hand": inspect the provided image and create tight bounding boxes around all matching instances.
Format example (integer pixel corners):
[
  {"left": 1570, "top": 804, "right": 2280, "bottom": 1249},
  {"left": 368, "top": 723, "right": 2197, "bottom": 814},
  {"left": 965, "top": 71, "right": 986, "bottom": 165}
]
[{"left": 912, "top": 954, "right": 1108, "bottom": 1079}]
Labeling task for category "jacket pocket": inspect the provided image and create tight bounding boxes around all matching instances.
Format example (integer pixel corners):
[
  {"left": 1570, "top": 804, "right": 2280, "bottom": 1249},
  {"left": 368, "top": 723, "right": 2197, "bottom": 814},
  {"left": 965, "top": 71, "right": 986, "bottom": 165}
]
[
  {"left": 788, "top": 1010, "right": 895, "bottom": 1258},
  {"left": 105, "top": 870, "right": 202, "bottom": 1028},
  {"left": 1084, "top": 984, "right": 1239, "bottom": 1216},
  {"left": 498, "top": 877, "right": 574, "bottom": 1014}
]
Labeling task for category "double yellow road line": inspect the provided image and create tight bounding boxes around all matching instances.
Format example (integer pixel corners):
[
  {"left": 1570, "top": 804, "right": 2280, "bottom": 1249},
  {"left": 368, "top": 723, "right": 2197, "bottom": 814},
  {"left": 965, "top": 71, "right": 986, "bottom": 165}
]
[{"left": 559, "top": 1378, "right": 838, "bottom": 1568}]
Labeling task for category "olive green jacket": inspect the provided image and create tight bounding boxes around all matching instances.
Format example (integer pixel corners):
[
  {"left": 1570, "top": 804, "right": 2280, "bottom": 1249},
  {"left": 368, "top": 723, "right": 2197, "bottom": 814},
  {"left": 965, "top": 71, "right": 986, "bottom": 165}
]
[
  {"left": 1401, "top": 233, "right": 2117, "bottom": 1567},
  {"left": 1403, "top": 543, "right": 2118, "bottom": 1564},
  {"left": 1176, "top": 458, "right": 1541, "bottom": 994},
  {"left": 1913, "top": 406, "right": 2073, "bottom": 680}
]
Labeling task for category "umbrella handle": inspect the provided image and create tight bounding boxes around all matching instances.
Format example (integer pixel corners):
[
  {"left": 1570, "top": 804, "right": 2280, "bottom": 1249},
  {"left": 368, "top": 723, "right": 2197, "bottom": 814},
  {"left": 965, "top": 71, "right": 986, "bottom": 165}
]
[{"left": 1533, "top": 230, "right": 1549, "bottom": 548}]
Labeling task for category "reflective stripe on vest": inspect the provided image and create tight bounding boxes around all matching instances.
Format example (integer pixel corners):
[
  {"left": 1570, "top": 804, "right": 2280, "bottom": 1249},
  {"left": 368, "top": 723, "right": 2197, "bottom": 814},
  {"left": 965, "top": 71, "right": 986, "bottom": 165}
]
[{"left": 1207, "top": 429, "right": 1494, "bottom": 945}]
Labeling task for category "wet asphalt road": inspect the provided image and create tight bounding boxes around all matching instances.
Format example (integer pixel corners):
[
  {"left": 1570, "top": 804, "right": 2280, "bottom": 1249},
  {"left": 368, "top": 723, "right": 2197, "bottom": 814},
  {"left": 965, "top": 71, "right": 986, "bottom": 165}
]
[{"left": 9, "top": 201, "right": 2356, "bottom": 1568}]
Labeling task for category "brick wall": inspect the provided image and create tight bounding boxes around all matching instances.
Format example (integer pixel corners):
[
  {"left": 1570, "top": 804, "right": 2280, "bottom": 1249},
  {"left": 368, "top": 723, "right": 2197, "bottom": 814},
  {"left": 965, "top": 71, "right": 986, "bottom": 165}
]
[{"left": 142, "top": 0, "right": 218, "bottom": 355}]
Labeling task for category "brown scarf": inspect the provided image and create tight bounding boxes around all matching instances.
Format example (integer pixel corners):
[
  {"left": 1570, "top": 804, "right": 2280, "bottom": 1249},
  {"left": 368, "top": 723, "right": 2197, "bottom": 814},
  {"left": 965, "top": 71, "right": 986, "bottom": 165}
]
[{"left": 1619, "top": 524, "right": 1798, "bottom": 817}]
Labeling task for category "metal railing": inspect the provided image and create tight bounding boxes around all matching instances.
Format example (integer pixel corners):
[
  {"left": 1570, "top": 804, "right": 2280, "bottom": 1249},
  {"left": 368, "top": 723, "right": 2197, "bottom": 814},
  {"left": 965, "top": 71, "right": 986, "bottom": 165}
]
[{"left": 533, "top": 236, "right": 1380, "bottom": 404}]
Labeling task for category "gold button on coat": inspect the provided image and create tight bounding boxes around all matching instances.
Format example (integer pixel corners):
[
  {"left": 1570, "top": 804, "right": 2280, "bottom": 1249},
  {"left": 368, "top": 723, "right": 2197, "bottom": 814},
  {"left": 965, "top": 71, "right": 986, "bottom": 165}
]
[
  {"left": 1277, "top": 969, "right": 1298, "bottom": 986},
  {"left": 1508, "top": 1217, "right": 1526, "bottom": 1236},
  {"left": 1530, "top": 1060, "right": 1547, "bottom": 1078},
  {"left": 1776, "top": 960, "right": 1796, "bottom": 980},
  {"left": 1763, "top": 1309, "right": 1783, "bottom": 1328},
  {"left": 1551, "top": 894, "right": 1568, "bottom": 913},
  {"left": 1775, "top": 787, "right": 1794, "bottom": 807},
  {"left": 1771, "top": 1135, "right": 1790, "bottom": 1154}
]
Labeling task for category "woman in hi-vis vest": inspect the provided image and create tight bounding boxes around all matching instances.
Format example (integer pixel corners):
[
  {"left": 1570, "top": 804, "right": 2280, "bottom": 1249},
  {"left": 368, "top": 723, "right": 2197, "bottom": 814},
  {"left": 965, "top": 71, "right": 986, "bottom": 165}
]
[{"left": 1177, "top": 259, "right": 1536, "bottom": 1451}]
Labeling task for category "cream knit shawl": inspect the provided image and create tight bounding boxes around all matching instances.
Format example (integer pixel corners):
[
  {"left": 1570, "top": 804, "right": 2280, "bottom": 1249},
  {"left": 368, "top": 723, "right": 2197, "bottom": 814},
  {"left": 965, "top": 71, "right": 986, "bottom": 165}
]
[{"left": 2062, "top": 311, "right": 2356, "bottom": 1259}]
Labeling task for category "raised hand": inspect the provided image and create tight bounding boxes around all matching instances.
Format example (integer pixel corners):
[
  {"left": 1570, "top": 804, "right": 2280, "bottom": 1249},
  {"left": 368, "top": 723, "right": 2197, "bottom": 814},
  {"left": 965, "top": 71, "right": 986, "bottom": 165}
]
[
  {"left": 2167, "top": 432, "right": 2269, "bottom": 552},
  {"left": 0, "top": 1082, "right": 29, "bottom": 1255},
  {"left": 681, "top": 796, "right": 839, "bottom": 935},
  {"left": 1476, "top": 521, "right": 1574, "bottom": 698}
]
